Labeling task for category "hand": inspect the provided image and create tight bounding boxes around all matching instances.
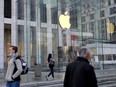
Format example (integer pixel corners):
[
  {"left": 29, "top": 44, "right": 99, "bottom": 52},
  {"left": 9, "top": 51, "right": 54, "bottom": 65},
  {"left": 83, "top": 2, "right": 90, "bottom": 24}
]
[{"left": 11, "top": 76, "right": 14, "bottom": 80}]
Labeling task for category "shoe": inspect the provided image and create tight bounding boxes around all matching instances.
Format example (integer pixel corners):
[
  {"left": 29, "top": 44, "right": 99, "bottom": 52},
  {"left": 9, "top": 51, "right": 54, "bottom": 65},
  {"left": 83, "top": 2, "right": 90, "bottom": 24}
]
[
  {"left": 46, "top": 76, "right": 48, "bottom": 80},
  {"left": 52, "top": 78, "right": 55, "bottom": 80}
]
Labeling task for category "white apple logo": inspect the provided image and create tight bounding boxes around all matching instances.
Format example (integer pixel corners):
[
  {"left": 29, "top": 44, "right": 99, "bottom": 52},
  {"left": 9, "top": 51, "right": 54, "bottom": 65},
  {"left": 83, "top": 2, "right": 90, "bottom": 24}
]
[
  {"left": 107, "top": 21, "right": 114, "bottom": 34},
  {"left": 59, "top": 11, "right": 71, "bottom": 29}
]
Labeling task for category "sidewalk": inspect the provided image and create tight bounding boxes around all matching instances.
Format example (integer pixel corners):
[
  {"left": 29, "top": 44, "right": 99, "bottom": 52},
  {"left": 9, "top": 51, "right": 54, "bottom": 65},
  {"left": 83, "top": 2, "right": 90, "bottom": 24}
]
[
  {"left": 1, "top": 69, "right": 116, "bottom": 86},
  {"left": 95, "top": 69, "right": 116, "bottom": 77},
  {"left": 20, "top": 71, "right": 65, "bottom": 83},
  {"left": 1, "top": 71, "right": 65, "bottom": 87}
]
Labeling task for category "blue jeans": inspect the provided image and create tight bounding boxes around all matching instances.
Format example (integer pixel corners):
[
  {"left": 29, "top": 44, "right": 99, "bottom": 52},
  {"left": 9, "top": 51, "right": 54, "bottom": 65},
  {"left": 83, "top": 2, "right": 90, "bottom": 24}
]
[{"left": 6, "top": 81, "right": 20, "bottom": 87}]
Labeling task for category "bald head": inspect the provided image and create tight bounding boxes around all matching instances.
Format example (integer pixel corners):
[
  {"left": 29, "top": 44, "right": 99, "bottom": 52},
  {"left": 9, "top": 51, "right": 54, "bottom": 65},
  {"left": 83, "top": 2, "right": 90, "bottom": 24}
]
[{"left": 79, "top": 47, "right": 92, "bottom": 60}]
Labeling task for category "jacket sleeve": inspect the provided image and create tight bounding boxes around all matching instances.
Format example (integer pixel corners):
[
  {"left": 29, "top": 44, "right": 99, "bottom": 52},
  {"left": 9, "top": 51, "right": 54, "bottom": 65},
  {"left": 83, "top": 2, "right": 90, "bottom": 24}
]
[
  {"left": 12, "top": 59, "right": 23, "bottom": 79},
  {"left": 85, "top": 65, "right": 98, "bottom": 87},
  {"left": 64, "top": 64, "right": 70, "bottom": 87}
]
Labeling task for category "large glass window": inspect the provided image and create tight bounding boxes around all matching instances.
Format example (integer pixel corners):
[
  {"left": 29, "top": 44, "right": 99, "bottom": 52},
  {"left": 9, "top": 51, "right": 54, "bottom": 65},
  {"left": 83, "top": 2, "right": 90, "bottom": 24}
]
[
  {"left": 15, "top": 0, "right": 116, "bottom": 71},
  {"left": 50, "top": 0, "right": 58, "bottom": 24},
  {"left": 60, "top": 0, "right": 66, "bottom": 13},
  {"left": 18, "top": 25, "right": 24, "bottom": 56},
  {"left": 89, "top": 21, "right": 94, "bottom": 34},
  {"left": 114, "top": 0, "right": 116, "bottom": 4},
  {"left": 109, "top": 16, "right": 116, "bottom": 23},
  {"left": 110, "top": 7, "right": 116, "bottom": 15},
  {"left": 30, "top": 26, "right": 36, "bottom": 67},
  {"left": 90, "top": 13, "right": 94, "bottom": 20},
  {"left": 100, "top": 10, "right": 105, "bottom": 17},
  {"left": 101, "top": 0, "right": 105, "bottom": 8},
  {"left": 108, "top": 0, "right": 111, "bottom": 6},
  {"left": 17, "top": 0, "right": 24, "bottom": 20},
  {"left": 82, "top": 23, "right": 87, "bottom": 32},
  {"left": 4, "top": 0, "right": 11, "bottom": 18},
  {"left": 30, "top": 0, "right": 36, "bottom": 21},
  {"left": 101, "top": 19, "right": 107, "bottom": 40},
  {"left": 51, "top": 7, "right": 58, "bottom": 24},
  {"left": 70, "top": 2, "right": 78, "bottom": 29},
  {"left": 4, "top": 24, "right": 11, "bottom": 67},
  {"left": 40, "top": 28, "right": 47, "bottom": 66},
  {"left": 82, "top": 16, "right": 85, "bottom": 22},
  {"left": 52, "top": 29, "right": 58, "bottom": 62},
  {"left": 40, "top": 3, "right": 47, "bottom": 23}
]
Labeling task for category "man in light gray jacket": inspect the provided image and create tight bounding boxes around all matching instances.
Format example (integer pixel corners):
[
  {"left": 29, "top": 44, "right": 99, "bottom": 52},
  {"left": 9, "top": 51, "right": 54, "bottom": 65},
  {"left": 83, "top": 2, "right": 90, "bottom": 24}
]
[{"left": 5, "top": 45, "right": 23, "bottom": 87}]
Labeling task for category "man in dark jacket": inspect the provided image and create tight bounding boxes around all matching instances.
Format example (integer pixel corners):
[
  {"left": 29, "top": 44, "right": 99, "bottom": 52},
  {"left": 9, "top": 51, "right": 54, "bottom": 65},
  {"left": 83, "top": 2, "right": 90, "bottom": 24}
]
[{"left": 64, "top": 47, "right": 98, "bottom": 87}]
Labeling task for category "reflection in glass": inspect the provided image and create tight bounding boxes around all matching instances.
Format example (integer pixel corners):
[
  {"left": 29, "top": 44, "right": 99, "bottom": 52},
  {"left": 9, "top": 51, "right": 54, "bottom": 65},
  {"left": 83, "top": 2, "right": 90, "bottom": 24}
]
[
  {"left": 18, "top": 25, "right": 24, "bottom": 56},
  {"left": 14, "top": 0, "right": 116, "bottom": 71},
  {"left": 40, "top": 28, "right": 47, "bottom": 67},
  {"left": 52, "top": 29, "right": 58, "bottom": 62},
  {"left": 17, "top": 0, "right": 24, "bottom": 20},
  {"left": 4, "top": 0, "right": 11, "bottom": 18},
  {"left": 30, "top": 0, "right": 36, "bottom": 21},
  {"left": 40, "top": 2, "right": 47, "bottom": 23},
  {"left": 30, "top": 26, "right": 36, "bottom": 67},
  {"left": 4, "top": 24, "right": 11, "bottom": 67}
]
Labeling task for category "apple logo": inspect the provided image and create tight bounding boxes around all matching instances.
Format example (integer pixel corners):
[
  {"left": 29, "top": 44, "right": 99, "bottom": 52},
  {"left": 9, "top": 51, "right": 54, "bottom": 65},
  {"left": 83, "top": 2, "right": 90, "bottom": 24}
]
[
  {"left": 107, "top": 20, "right": 114, "bottom": 34},
  {"left": 59, "top": 11, "right": 71, "bottom": 29}
]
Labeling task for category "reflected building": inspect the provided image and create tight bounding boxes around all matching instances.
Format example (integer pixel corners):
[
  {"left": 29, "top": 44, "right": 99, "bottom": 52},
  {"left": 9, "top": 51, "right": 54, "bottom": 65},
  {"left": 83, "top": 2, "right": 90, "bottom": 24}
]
[{"left": 1, "top": 0, "right": 116, "bottom": 72}]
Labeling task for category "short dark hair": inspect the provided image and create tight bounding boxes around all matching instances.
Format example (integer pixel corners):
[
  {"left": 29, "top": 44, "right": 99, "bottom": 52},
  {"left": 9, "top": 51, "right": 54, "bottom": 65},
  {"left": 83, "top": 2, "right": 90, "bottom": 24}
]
[{"left": 10, "top": 45, "right": 18, "bottom": 53}]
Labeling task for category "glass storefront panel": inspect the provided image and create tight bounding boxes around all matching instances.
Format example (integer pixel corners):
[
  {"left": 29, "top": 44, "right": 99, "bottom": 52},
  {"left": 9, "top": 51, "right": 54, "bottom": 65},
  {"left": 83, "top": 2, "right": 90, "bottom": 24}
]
[
  {"left": 30, "top": 0, "right": 36, "bottom": 21},
  {"left": 40, "top": 0, "right": 47, "bottom": 23},
  {"left": 4, "top": 24, "right": 11, "bottom": 67},
  {"left": 15, "top": 0, "right": 116, "bottom": 71},
  {"left": 52, "top": 29, "right": 59, "bottom": 69},
  {"left": 17, "top": 0, "right": 24, "bottom": 20},
  {"left": 30, "top": 26, "right": 36, "bottom": 67},
  {"left": 4, "top": 0, "right": 11, "bottom": 18},
  {"left": 40, "top": 28, "right": 47, "bottom": 67},
  {"left": 18, "top": 25, "right": 24, "bottom": 57}
]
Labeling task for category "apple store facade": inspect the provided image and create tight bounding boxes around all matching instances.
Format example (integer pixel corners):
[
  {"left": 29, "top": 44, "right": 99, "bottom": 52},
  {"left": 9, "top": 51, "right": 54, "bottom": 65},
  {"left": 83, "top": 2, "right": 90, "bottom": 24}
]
[{"left": 2, "top": 0, "right": 116, "bottom": 71}]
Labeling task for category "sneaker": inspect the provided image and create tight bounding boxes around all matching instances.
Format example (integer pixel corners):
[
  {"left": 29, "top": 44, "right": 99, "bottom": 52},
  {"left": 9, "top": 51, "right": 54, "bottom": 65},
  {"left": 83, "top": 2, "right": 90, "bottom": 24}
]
[
  {"left": 46, "top": 76, "right": 48, "bottom": 80},
  {"left": 52, "top": 78, "right": 55, "bottom": 80}
]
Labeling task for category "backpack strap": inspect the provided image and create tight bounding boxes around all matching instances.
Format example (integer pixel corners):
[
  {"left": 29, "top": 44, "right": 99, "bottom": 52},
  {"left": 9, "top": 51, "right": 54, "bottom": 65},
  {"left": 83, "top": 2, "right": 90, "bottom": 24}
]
[
  {"left": 13, "top": 55, "right": 22, "bottom": 69},
  {"left": 13, "top": 55, "right": 22, "bottom": 79},
  {"left": 15, "top": 55, "right": 21, "bottom": 60}
]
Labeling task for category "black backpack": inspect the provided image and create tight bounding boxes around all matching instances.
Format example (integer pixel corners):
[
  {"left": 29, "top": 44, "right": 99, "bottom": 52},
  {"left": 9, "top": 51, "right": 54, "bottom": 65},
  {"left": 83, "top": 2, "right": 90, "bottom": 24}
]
[
  {"left": 49, "top": 58, "right": 55, "bottom": 66},
  {"left": 14, "top": 55, "right": 29, "bottom": 75}
]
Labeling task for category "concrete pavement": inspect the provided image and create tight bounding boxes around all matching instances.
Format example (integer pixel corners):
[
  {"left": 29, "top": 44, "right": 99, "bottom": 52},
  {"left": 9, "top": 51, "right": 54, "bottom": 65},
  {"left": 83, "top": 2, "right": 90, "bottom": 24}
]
[
  {"left": 1, "top": 69, "right": 116, "bottom": 87},
  {"left": 1, "top": 71, "right": 65, "bottom": 87}
]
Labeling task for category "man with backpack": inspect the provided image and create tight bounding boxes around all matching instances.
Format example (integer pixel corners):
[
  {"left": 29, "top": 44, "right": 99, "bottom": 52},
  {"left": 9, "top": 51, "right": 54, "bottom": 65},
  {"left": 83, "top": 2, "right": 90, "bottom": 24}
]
[{"left": 5, "top": 45, "right": 23, "bottom": 87}]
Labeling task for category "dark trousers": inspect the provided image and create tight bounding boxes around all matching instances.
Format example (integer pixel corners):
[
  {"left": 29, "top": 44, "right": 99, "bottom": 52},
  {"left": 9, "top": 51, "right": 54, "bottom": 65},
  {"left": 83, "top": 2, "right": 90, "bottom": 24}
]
[{"left": 48, "top": 65, "right": 54, "bottom": 78}]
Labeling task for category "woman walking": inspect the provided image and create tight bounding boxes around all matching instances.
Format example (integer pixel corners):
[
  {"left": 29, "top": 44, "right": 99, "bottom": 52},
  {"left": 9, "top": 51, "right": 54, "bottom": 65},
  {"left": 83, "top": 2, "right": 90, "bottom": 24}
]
[{"left": 46, "top": 53, "right": 55, "bottom": 80}]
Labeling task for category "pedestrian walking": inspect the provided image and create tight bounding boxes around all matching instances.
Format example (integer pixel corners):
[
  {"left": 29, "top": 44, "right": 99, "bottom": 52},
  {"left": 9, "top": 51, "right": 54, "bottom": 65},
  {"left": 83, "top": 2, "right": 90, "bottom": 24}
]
[
  {"left": 46, "top": 53, "right": 55, "bottom": 80},
  {"left": 64, "top": 47, "right": 98, "bottom": 87},
  {"left": 5, "top": 45, "right": 23, "bottom": 87}
]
